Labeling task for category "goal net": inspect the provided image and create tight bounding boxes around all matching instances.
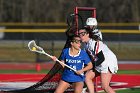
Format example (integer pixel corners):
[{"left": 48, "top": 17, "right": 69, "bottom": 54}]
[{"left": 75, "top": 7, "right": 96, "bottom": 32}]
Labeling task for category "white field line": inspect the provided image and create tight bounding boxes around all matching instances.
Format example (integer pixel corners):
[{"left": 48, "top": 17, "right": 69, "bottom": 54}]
[{"left": 0, "top": 82, "right": 36, "bottom": 91}]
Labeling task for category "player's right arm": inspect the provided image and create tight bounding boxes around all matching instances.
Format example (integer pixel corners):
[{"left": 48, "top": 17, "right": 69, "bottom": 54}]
[{"left": 76, "top": 62, "right": 93, "bottom": 75}]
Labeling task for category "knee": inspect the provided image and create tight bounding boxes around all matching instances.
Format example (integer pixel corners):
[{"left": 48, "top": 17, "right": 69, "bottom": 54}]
[
  {"left": 85, "top": 75, "right": 95, "bottom": 83},
  {"left": 85, "top": 77, "right": 89, "bottom": 83},
  {"left": 101, "top": 84, "right": 109, "bottom": 90}
]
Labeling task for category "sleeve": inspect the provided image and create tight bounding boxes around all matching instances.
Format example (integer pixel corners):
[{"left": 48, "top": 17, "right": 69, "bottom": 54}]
[
  {"left": 97, "top": 41, "right": 104, "bottom": 53},
  {"left": 59, "top": 49, "right": 66, "bottom": 60},
  {"left": 94, "top": 41, "right": 105, "bottom": 66},
  {"left": 95, "top": 51, "right": 105, "bottom": 66}
]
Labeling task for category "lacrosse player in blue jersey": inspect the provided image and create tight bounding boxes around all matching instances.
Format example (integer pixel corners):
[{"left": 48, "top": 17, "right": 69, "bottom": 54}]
[{"left": 52, "top": 34, "right": 93, "bottom": 93}]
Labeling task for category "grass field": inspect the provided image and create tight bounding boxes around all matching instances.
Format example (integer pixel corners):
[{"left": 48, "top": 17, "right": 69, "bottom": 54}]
[
  {"left": 0, "top": 70, "right": 139, "bottom": 93},
  {"left": 117, "top": 70, "right": 140, "bottom": 74},
  {"left": 0, "top": 69, "right": 140, "bottom": 74},
  {"left": 0, "top": 41, "right": 140, "bottom": 62},
  {"left": 0, "top": 68, "right": 140, "bottom": 93},
  {"left": 0, "top": 41, "right": 140, "bottom": 93}
]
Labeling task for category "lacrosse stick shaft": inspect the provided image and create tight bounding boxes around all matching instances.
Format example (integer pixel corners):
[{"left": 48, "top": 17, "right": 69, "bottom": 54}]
[{"left": 43, "top": 52, "right": 76, "bottom": 72}]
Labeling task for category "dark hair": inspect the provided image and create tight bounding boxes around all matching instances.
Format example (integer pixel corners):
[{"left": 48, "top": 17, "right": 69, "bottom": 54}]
[
  {"left": 79, "top": 26, "right": 90, "bottom": 33},
  {"left": 79, "top": 26, "right": 101, "bottom": 41},
  {"left": 79, "top": 26, "right": 92, "bottom": 37},
  {"left": 69, "top": 34, "right": 80, "bottom": 42},
  {"left": 65, "top": 26, "right": 77, "bottom": 37},
  {"left": 66, "top": 34, "right": 80, "bottom": 47}
]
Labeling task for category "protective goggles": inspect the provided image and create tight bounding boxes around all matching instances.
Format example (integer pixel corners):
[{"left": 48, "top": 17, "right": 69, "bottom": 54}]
[
  {"left": 72, "top": 39, "right": 81, "bottom": 44},
  {"left": 78, "top": 32, "right": 87, "bottom": 37}
]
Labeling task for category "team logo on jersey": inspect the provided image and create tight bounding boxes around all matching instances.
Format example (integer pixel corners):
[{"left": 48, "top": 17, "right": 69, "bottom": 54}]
[{"left": 66, "top": 59, "right": 81, "bottom": 63}]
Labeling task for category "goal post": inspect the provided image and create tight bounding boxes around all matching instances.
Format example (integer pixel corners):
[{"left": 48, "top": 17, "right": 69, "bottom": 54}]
[{"left": 74, "top": 7, "right": 96, "bottom": 33}]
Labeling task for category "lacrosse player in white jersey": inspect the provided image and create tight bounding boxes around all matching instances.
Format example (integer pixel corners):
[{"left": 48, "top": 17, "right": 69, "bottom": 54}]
[
  {"left": 79, "top": 27, "right": 118, "bottom": 93},
  {"left": 81, "top": 17, "right": 103, "bottom": 93}
]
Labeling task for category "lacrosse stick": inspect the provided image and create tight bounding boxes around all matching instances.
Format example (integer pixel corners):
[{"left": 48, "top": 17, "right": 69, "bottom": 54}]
[{"left": 28, "top": 40, "right": 77, "bottom": 72}]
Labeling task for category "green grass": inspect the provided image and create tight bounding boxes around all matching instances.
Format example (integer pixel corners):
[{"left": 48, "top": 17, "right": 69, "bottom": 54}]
[
  {"left": 117, "top": 70, "right": 140, "bottom": 74},
  {"left": 0, "top": 69, "right": 140, "bottom": 74},
  {"left": 108, "top": 42, "right": 140, "bottom": 60},
  {"left": 0, "top": 41, "right": 140, "bottom": 62}
]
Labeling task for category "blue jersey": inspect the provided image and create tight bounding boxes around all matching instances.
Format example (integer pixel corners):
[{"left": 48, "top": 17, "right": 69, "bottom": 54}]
[{"left": 60, "top": 48, "right": 91, "bottom": 82}]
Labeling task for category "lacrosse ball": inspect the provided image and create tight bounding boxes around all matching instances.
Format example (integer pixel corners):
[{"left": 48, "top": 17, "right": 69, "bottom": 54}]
[{"left": 32, "top": 47, "right": 36, "bottom": 51}]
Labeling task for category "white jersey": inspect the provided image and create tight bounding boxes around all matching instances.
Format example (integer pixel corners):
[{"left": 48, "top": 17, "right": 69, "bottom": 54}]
[
  {"left": 92, "top": 29, "right": 103, "bottom": 40},
  {"left": 84, "top": 39, "right": 118, "bottom": 74}
]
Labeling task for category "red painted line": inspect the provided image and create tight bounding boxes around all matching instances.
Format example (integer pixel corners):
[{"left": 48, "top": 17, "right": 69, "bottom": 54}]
[
  {"left": 0, "top": 74, "right": 46, "bottom": 82},
  {"left": 0, "top": 74, "right": 140, "bottom": 91}
]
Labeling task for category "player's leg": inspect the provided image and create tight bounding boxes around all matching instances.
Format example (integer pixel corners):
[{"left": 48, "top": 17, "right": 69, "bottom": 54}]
[
  {"left": 81, "top": 82, "right": 87, "bottom": 93},
  {"left": 85, "top": 70, "right": 95, "bottom": 93},
  {"left": 100, "top": 70, "right": 116, "bottom": 93},
  {"left": 73, "top": 81, "right": 84, "bottom": 93},
  {"left": 54, "top": 80, "right": 70, "bottom": 93}
]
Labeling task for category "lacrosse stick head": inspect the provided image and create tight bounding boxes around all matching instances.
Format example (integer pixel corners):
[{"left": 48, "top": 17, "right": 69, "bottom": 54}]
[{"left": 28, "top": 40, "right": 44, "bottom": 53}]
